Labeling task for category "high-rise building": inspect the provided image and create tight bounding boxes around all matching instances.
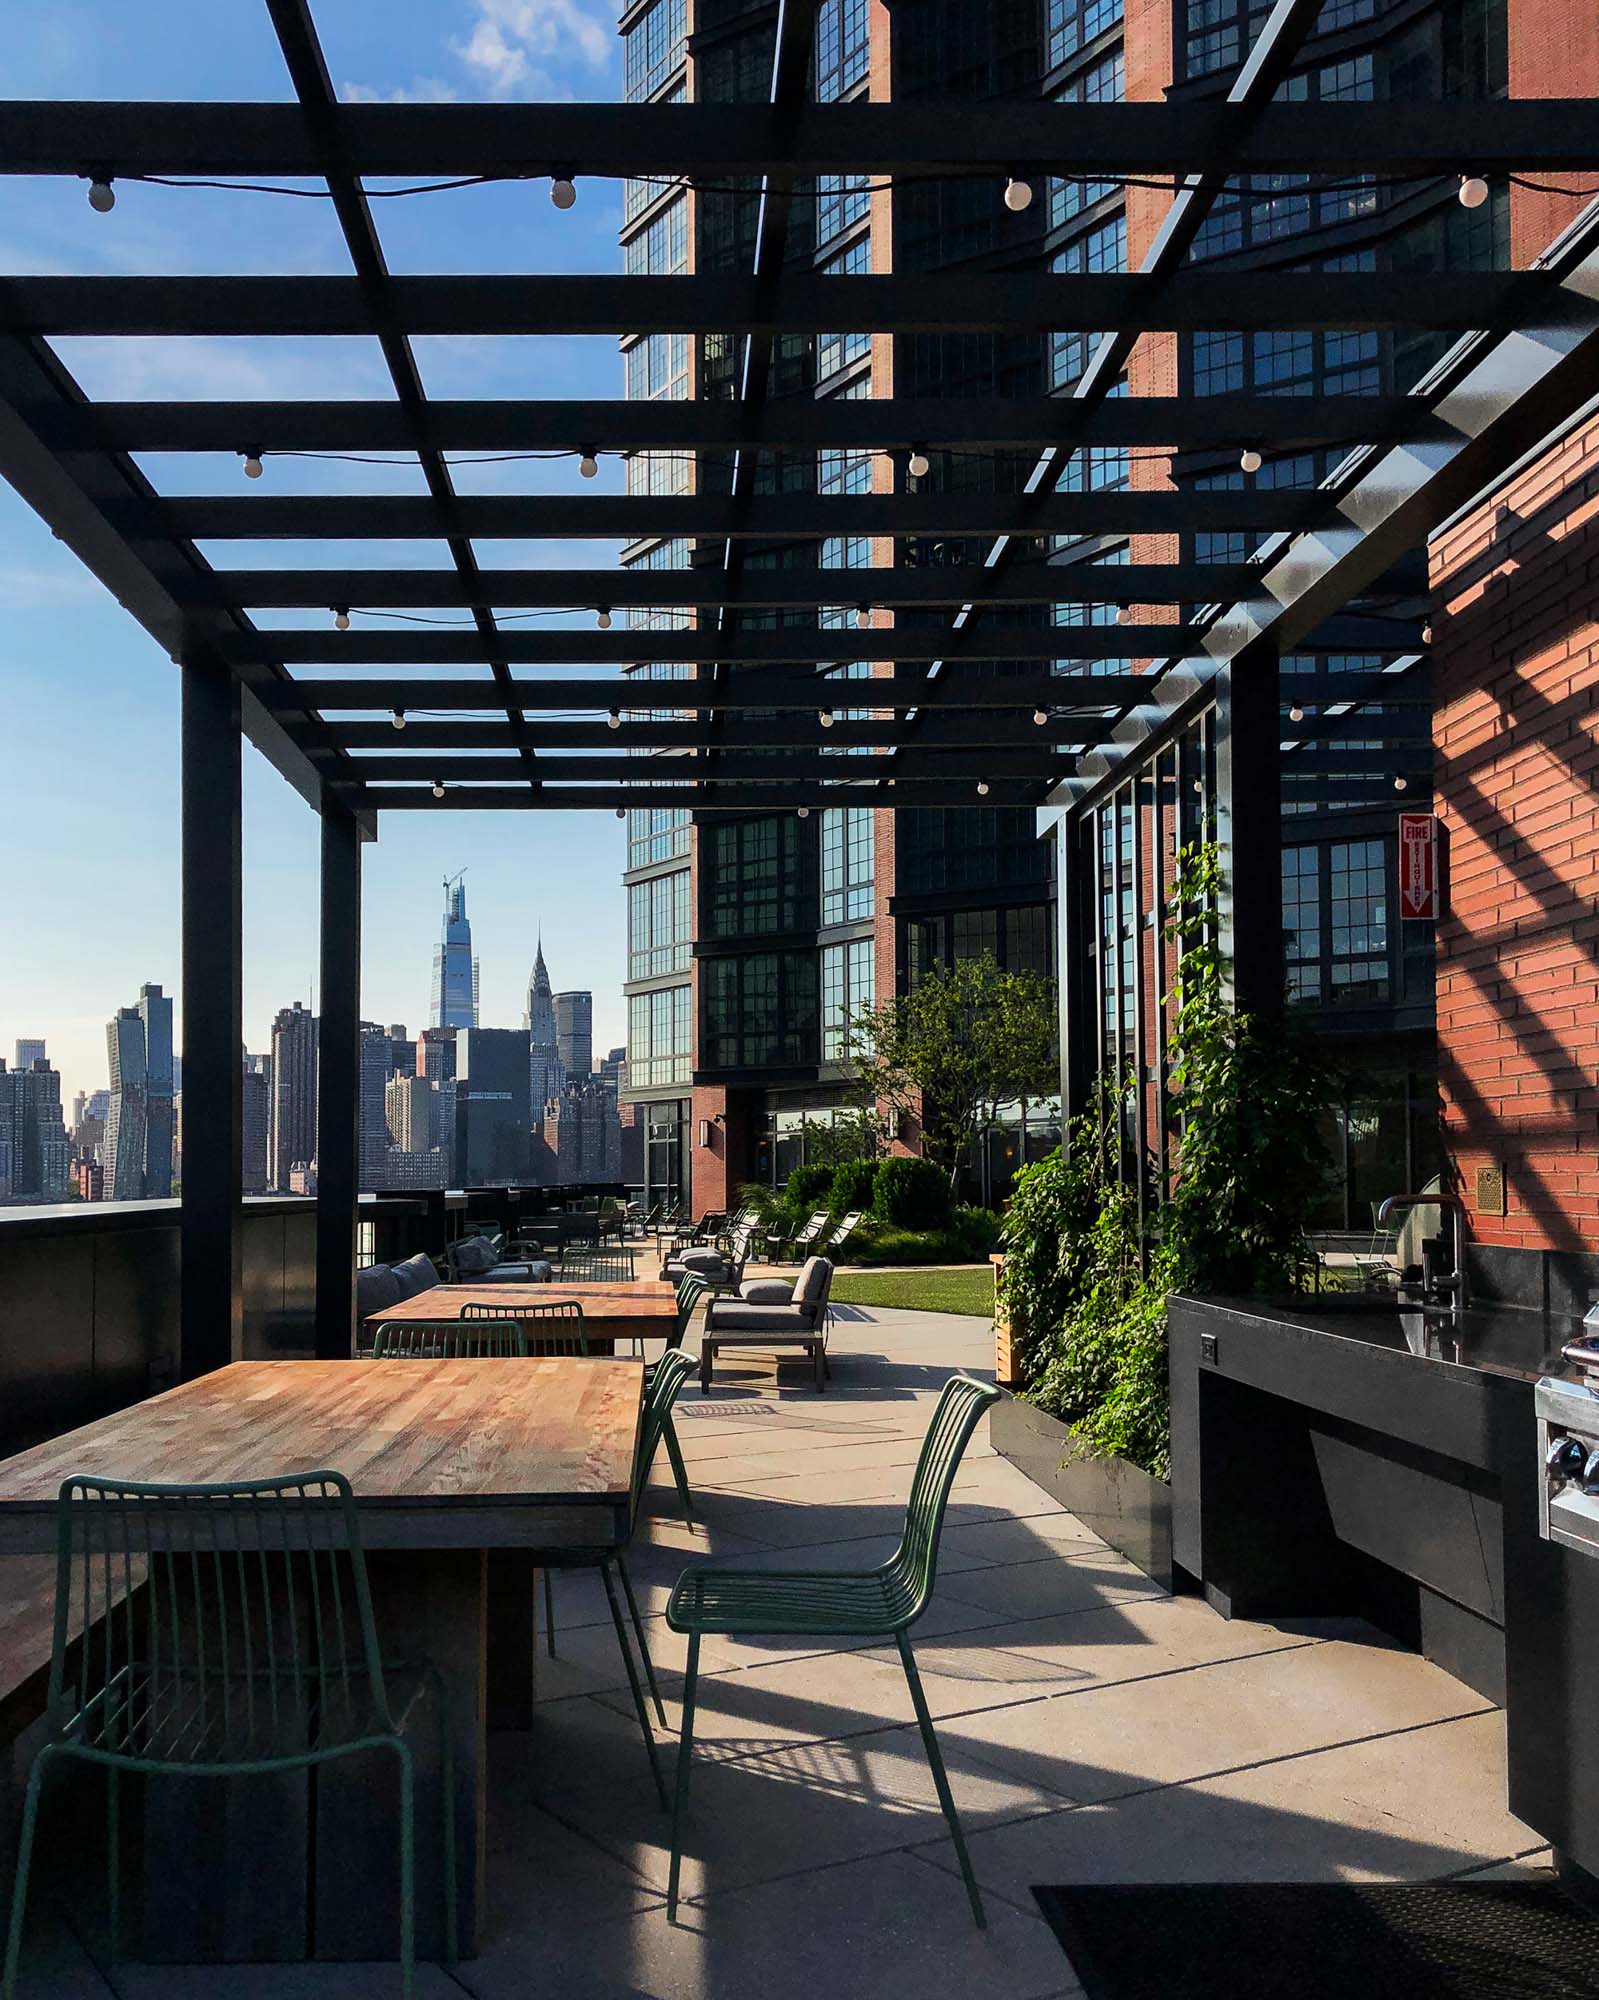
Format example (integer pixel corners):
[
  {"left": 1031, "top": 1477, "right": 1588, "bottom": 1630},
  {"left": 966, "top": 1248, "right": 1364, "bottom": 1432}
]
[
  {"left": 13, "top": 1040, "right": 45, "bottom": 1074},
  {"left": 138, "top": 983, "right": 174, "bottom": 1198},
  {"left": 554, "top": 990, "right": 593, "bottom": 1080},
  {"left": 242, "top": 1053, "right": 271, "bottom": 1194},
  {"left": 387, "top": 1024, "right": 416, "bottom": 1076},
  {"left": 545, "top": 1074, "right": 622, "bottom": 1186},
  {"left": 103, "top": 1006, "right": 148, "bottom": 1201},
  {"left": 457, "top": 1027, "right": 533, "bottom": 1186},
  {"left": 525, "top": 941, "right": 565, "bottom": 1111},
  {"left": 431, "top": 873, "right": 480, "bottom": 1030},
  {"left": 357, "top": 1021, "right": 395, "bottom": 1191},
  {"left": 269, "top": 1002, "right": 318, "bottom": 1191},
  {"left": 385, "top": 1071, "right": 433, "bottom": 1154},
  {"left": 417, "top": 1025, "right": 458, "bottom": 1183},
  {"left": 0, "top": 1056, "right": 71, "bottom": 1205}
]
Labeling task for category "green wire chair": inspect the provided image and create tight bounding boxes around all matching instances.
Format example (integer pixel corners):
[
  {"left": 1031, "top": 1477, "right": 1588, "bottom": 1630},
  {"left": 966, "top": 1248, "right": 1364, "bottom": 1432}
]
[
  {"left": 536, "top": 1350, "right": 696, "bottom": 1805},
  {"left": 463, "top": 1297, "right": 588, "bottom": 1356},
  {"left": 2, "top": 1470, "right": 456, "bottom": 2000},
  {"left": 663, "top": 1372, "right": 1000, "bottom": 1927},
  {"left": 647, "top": 1273, "right": 711, "bottom": 1520},
  {"left": 559, "top": 1246, "right": 637, "bottom": 1284},
  {"left": 371, "top": 1317, "right": 526, "bottom": 1358}
]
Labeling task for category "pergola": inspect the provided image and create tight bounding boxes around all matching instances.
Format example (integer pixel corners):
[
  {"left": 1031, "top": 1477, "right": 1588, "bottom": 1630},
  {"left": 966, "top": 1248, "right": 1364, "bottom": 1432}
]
[{"left": 4, "top": 0, "right": 1598, "bottom": 1366}]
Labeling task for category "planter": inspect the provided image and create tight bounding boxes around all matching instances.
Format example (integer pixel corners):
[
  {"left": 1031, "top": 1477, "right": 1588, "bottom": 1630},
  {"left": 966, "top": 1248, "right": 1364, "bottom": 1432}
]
[
  {"left": 990, "top": 1392, "right": 1173, "bottom": 1591},
  {"left": 991, "top": 1253, "right": 1023, "bottom": 1387}
]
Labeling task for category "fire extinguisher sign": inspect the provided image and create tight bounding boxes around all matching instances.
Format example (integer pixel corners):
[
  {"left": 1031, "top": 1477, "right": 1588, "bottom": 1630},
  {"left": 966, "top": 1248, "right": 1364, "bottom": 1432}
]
[{"left": 1398, "top": 813, "right": 1439, "bottom": 921}]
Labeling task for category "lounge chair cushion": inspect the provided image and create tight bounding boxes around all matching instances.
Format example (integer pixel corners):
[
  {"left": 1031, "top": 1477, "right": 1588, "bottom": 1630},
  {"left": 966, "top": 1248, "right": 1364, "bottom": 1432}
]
[
  {"left": 794, "top": 1256, "right": 832, "bottom": 1307},
  {"left": 452, "top": 1234, "right": 501, "bottom": 1275},
  {"left": 389, "top": 1253, "right": 440, "bottom": 1301},
  {"left": 704, "top": 1304, "right": 820, "bottom": 1336},
  {"left": 677, "top": 1247, "right": 727, "bottom": 1274},
  {"left": 740, "top": 1279, "right": 794, "bottom": 1304},
  {"left": 354, "top": 1263, "right": 403, "bottom": 1322}
]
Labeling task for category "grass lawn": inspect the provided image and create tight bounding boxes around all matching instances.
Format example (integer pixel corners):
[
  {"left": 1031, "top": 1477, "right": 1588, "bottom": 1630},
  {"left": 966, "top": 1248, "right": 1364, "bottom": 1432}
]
[{"left": 829, "top": 1264, "right": 995, "bottom": 1317}]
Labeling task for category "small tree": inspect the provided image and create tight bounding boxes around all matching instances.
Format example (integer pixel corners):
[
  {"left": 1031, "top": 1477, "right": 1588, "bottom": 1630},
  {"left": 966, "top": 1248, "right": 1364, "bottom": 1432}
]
[{"left": 850, "top": 952, "right": 1058, "bottom": 1190}]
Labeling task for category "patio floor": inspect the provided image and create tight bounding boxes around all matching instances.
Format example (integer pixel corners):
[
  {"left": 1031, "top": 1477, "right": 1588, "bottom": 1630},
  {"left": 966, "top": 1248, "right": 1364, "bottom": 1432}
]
[{"left": 17, "top": 1301, "right": 1548, "bottom": 1998}]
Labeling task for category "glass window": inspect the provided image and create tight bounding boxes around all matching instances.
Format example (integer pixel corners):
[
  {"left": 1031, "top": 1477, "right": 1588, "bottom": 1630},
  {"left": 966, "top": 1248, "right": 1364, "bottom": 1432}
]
[
  {"left": 1330, "top": 839, "right": 1390, "bottom": 1003},
  {"left": 703, "top": 952, "right": 819, "bottom": 1070},
  {"left": 821, "top": 806, "right": 875, "bottom": 924},
  {"left": 624, "top": 0, "right": 686, "bottom": 101},
  {"left": 817, "top": 234, "right": 872, "bottom": 381},
  {"left": 623, "top": 199, "right": 687, "bottom": 276},
  {"left": 821, "top": 937, "right": 875, "bottom": 1060},
  {"left": 625, "top": 333, "right": 688, "bottom": 402},
  {"left": 1050, "top": 216, "right": 1125, "bottom": 391},
  {"left": 1047, "top": 0, "right": 1123, "bottom": 70},
  {"left": 817, "top": 174, "right": 870, "bottom": 246},
  {"left": 627, "top": 807, "right": 690, "bottom": 868},
  {"left": 1048, "top": 51, "right": 1123, "bottom": 229},
  {"left": 1283, "top": 845, "right": 1322, "bottom": 1005},
  {"left": 627, "top": 984, "right": 692, "bottom": 1088},
  {"left": 706, "top": 816, "right": 813, "bottom": 939},
  {"left": 815, "top": 0, "right": 868, "bottom": 101},
  {"left": 628, "top": 869, "right": 692, "bottom": 979}
]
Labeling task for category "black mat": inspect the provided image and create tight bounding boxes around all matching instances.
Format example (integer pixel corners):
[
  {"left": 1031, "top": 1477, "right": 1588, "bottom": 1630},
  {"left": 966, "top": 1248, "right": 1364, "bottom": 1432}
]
[{"left": 1032, "top": 1882, "right": 1599, "bottom": 1999}]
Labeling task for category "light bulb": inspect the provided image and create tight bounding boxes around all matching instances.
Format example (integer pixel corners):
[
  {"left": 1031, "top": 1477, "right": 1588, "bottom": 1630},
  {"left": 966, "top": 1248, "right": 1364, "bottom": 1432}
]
[
  {"left": 1393, "top": 775, "right": 1409, "bottom": 792},
  {"left": 578, "top": 451, "right": 599, "bottom": 479},
  {"left": 819, "top": 709, "right": 834, "bottom": 729},
  {"left": 1003, "top": 177, "right": 1033, "bottom": 213},
  {"left": 597, "top": 607, "right": 613, "bottom": 629},
  {"left": 976, "top": 780, "right": 990, "bottom": 796},
  {"left": 1239, "top": 447, "right": 1263, "bottom": 475},
  {"left": 87, "top": 178, "right": 116, "bottom": 214},
  {"left": 856, "top": 605, "right": 872, "bottom": 630},
  {"left": 1288, "top": 705, "right": 1305, "bottom": 724},
  {"left": 907, "top": 448, "right": 930, "bottom": 479},
  {"left": 1458, "top": 174, "right": 1488, "bottom": 210},
  {"left": 607, "top": 707, "right": 621, "bottom": 730},
  {"left": 1421, "top": 623, "right": 1434, "bottom": 646},
  {"left": 797, "top": 806, "right": 810, "bottom": 819},
  {"left": 551, "top": 176, "right": 577, "bottom": 210},
  {"left": 333, "top": 607, "right": 350, "bottom": 631},
  {"left": 391, "top": 708, "right": 406, "bottom": 731},
  {"left": 1115, "top": 606, "right": 1134, "bottom": 626},
  {"left": 431, "top": 779, "right": 446, "bottom": 799},
  {"left": 616, "top": 806, "right": 626, "bottom": 820},
  {"left": 1032, "top": 708, "right": 1049, "bottom": 727},
  {"left": 242, "top": 452, "right": 264, "bottom": 480}
]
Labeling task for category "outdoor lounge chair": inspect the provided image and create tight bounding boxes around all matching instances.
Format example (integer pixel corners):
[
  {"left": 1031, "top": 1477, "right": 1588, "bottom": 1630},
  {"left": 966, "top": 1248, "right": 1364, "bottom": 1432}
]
[
  {"left": 698, "top": 1255, "right": 834, "bottom": 1392},
  {"left": 443, "top": 1233, "right": 544, "bottom": 1284},
  {"left": 663, "top": 1372, "right": 1001, "bottom": 1926},
  {"left": 769, "top": 1209, "right": 832, "bottom": 1263},
  {"left": 661, "top": 1223, "right": 753, "bottom": 1294},
  {"left": 823, "top": 1209, "right": 866, "bottom": 1260}
]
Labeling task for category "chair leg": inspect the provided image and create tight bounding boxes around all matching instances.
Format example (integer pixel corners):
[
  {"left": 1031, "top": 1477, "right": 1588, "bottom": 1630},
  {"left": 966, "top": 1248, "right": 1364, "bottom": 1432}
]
[
  {"left": 439, "top": 1689, "right": 459, "bottom": 1966},
  {"left": 617, "top": 1554, "right": 667, "bottom": 1727},
  {"left": 667, "top": 1630, "right": 700, "bottom": 1924},
  {"left": 601, "top": 1559, "right": 668, "bottom": 1810},
  {"left": 700, "top": 1340, "right": 713, "bottom": 1394},
  {"left": 106, "top": 1764, "right": 120, "bottom": 1962},
  {"left": 3, "top": 1748, "right": 52, "bottom": 2000},
  {"left": 895, "top": 1630, "right": 986, "bottom": 1930},
  {"left": 814, "top": 1341, "right": 825, "bottom": 1393},
  {"left": 662, "top": 1412, "right": 695, "bottom": 1521},
  {"left": 543, "top": 1566, "right": 557, "bottom": 1658},
  {"left": 393, "top": 1739, "right": 416, "bottom": 2000}
]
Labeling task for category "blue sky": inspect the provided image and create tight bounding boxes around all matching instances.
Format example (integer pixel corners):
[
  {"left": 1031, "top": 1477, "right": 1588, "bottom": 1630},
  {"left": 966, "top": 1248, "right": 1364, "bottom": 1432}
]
[{"left": 1, "top": 2, "right": 634, "bottom": 1107}]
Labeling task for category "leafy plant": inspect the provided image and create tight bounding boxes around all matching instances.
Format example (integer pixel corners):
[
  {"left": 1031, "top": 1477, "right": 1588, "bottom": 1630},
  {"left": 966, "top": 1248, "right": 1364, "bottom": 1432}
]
[
  {"left": 782, "top": 1163, "right": 835, "bottom": 1211},
  {"left": 872, "top": 1154, "right": 955, "bottom": 1230},
  {"left": 828, "top": 1157, "right": 877, "bottom": 1216}
]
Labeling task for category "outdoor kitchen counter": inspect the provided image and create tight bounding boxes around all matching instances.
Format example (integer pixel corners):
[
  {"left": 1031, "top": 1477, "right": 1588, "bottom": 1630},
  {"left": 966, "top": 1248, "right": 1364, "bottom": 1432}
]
[{"left": 1169, "top": 1292, "right": 1599, "bottom": 1895}]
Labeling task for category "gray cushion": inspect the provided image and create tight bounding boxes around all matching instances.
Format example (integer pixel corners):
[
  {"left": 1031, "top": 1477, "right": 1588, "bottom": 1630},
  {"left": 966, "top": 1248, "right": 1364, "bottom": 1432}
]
[
  {"left": 481, "top": 1262, "right": 536, "bottom": 1283},
  {"left": 453, "top": 1235, "right": 500, "bottom": 1275},
  {"left": 740, "top": 1278, "right": 794, "bottom": 1304},
  {"left": 389, "top": 1253, "right": 439, "bottom": 1301},
  {"left": 678, "top": 1247, "right": 727, "bottom": 1273},
  {"left": 705, "top": 1303, "right": 818, "bottom": 1337},
  {"left": 794, "top": 1256, "right": 832, "bottom": 1307},
  {"left": 355, "top": 1263, "right": 402, "bottom": 1322}
]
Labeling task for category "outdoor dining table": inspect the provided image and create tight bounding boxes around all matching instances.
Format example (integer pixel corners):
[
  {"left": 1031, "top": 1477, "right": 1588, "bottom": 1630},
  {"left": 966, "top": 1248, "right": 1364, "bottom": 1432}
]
[
  {"left": 0, "top": 1355, "right": 642, "bottom": 1964},
  {"left": 363, "top": 1277, "right": 678, "bottom": 1357}
]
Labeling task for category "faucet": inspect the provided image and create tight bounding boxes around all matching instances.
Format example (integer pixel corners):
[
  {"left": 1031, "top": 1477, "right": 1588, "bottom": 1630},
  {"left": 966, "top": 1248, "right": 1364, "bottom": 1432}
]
[{"left": 1377, "top": 1192, "right": 1470, "bottom": 1326}]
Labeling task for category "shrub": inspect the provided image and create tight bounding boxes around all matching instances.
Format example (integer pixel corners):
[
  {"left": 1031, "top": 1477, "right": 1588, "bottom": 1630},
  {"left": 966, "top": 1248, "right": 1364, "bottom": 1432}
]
[
  {"left": 872, "top": 1154, "right": 954, "bottom": 1230},
  {"left": 950, "top": 1205, "right": 1002, "bottom": 1261},
  {"left": 782, "top": 1163, "right": 835, "bottom": 1212},
  {"left": 828, "top": 1157, "right": 877, "bottom": 1216},
  {"left": 848, "top": 1204, "right": 1001, "bottom": 1266}
]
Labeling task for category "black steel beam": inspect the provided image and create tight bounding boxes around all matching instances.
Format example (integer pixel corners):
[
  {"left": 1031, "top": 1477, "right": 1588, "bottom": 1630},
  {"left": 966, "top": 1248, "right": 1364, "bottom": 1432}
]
[
  {"left": 7, "top": 97, "right": 1596, "bottom": 177},
  {"left": 42, "top": 395, "right": 1458, "bottom": 456},
  {"left": 116, "top": 490, "right": 1331, "bottom": 539},
  {"left": 372, "top": 780, "right": 1044, "bottom": 808},
  {"left": 195, "top": 561, "right": 1248, "bottom": 609},
  {"left": 2, "top": 271, "right": 1553, "bottom": 336},
  {"left": 350, "top": 750, "right": 1065, "bottom": 780},
  {"left": 315, "top": 800, "right": 362, "bottom": 1358},
  {"left": 259, "top": 671, "right": 1150, "bottom": 711},
  {"left": 179, "top": 648, "right": 243, "bottom": 1380},
  {"left": 321, "top": 713, "right": 1122, "bottom": 749}
]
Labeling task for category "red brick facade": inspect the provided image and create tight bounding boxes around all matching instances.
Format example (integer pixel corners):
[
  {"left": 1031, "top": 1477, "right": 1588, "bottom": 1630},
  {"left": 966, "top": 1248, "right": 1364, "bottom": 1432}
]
[{"left": 1429, "top": 412, "right": 1599, "bottom": 1254}]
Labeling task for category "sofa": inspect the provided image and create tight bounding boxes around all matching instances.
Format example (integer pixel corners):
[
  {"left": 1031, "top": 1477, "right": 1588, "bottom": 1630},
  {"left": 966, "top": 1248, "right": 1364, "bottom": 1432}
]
[
  {"left": 353, "top": 1250, "right": 442, "bottom": 1331},
  {"left": 699, "top": 1255, "right": 834, "bottom": 1393},
  {"left": 444, "top": 1233, "right": 552, "bottom": 1284}
]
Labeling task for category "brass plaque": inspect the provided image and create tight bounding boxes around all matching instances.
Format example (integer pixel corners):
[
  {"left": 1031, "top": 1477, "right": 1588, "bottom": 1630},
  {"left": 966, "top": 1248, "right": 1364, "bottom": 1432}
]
[{"left": 1475, "top": 1163, "right": 1506, "bottom": 1216}]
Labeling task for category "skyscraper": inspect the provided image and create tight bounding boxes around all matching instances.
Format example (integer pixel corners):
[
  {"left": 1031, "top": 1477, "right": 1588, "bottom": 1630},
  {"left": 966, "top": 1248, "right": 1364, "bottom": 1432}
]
[
  {"left": 358, "top": 1021, "right": 394, "bottom": 1191},
  {"left": 457, "top": 1028, "right": 533, "bottom": 1186},
  {"left": 0, "top": 1056, "right": 70, "bottom": 1205},
  {"left": 269, "top": 1002, "right": 318, "bottom": 1191},
  {"left": 138, "top": 983, "right": 174, "bottom": 1198},
  {"left": 13, "top": 1039, "right": 45, "bottom": 1074},
  {"left": 525, "top": 941, "right": 565, "bottom": 1111},
  {"left": 555, "top": 991, "right": 593, "bottom": 1080},
  {"left": 103, "top": 1006, "right": 148, "bottom": 1201},
  {"left": 431, "top": 873, "right": 479, "bottom": 1030},
  {"left": 242, "top": 1053, "right": 271, "bottom": 1194},
  {"left": 417, "top": 1026, "right": 458, "bottom": 1184}
]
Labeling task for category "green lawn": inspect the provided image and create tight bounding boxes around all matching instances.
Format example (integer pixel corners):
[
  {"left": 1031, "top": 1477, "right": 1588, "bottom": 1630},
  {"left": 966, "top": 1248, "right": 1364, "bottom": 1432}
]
[{"left": 829, "top": 1265, "right": 995, "bottom": 1317}]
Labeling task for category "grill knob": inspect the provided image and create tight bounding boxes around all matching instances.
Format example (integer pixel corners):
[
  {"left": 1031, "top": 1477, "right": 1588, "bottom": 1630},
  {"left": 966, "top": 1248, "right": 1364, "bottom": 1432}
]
[{"left": 1547, "top": 1437, "right": 1586, "bottom": 1480}]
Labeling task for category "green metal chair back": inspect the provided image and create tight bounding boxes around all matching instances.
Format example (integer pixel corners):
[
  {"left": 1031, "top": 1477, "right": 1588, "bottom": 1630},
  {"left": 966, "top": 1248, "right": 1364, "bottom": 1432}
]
[
  {"left": 632, "top": 1351, "right": 695, "bottom": 1516},
  {"left": 884, "top": 1374, "right": 1001, "bottom": 1625},
  {"left": 518, "top": 1299, "right": 589, "bottom": 1356},
  {"left": 562, "top": 1247, "right": 636, "bottom": 1283},
  {"left": 372, "top": 1317, "right": 526, "bottom": 1359},
  {"left": 667, "top": 1273, "right": 711, "bottom": 1353},
  {"left": 47, "top": 1470, "right": 392, "bottom": 1764}
]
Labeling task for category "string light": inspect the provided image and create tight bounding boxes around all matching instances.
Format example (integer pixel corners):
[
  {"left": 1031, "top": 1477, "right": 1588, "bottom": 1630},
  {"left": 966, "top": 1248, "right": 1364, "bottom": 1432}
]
[
  {"left": 797, "top": 806, "right": 810, "bottom": 818},
  {"left": 551, "top": 174, "right": 577, "bottom": 210},
  {"left": 333, "top": 606, "right": 350, "bottom": 631},
  {"left": 241, "top": 450, "right": 264, "bottom": 480},
  {"left": 615, "top": 806, "right": 626, "bottom": 820},
  {"left": 818, "top": 709, "right": 835, "bottom": 728},
  {"left": 976, "top": 780, "right": 990, "bottom": 796},
  {"left": 1003, "top": 177, "right": 1033, "bottom": 212},
  {"left": 907, "top": 447, "right": 930, "bottom": 479},
  {"left": 607, "top": 707, "right": 621, "bottom": 730},
  {"left": 1458, "top": 174, "right": 1488, "bottom": 210},
  {"left": 431, "top": 778, "right": 446, "bottom": 799},
  {"left": 855, "top": 605, "right": 872, "bottom": 630},
  {"left": 1115, "top": 606, "right": 1134, "bottom": 626},
  {"left": 1421, "top": 623, "right": 1434, "bottom": 645},
  {"left": 1032, "top": 708, "right": 1049, "bottom": 726},
  {"left": 578, "top": 450, "right": 599, "bottom": 479},
  {"left": 86, "top": 177, "right": 116, "bottom": 213},
  {"left": 596, "top": 606, "right": 613, "bottom": 630},
  {"left": 1288, "top": 704, "right": 1305, "bottom": 723},
  {"left": 1239, "top": 447, "right": 1263, "bottom": 475},
  {"left": 1393, "top": 774, "right": 1409, "bottom": 792},
  {"left": 391, "top": 708, "right": 407, "bottom": 731}
]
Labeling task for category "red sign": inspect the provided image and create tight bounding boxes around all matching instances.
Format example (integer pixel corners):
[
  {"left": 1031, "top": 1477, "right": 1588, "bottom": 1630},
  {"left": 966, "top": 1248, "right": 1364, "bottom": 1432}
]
[{"left": 1398, "top": 813, "right": 1439, "bottom": 921}]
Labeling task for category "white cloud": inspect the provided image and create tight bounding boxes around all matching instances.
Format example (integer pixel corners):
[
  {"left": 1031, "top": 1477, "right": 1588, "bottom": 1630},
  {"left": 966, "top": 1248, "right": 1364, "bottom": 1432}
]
[
  {"left": 340, "top": 77, "right": 461, "bottom": 104},
  {"left": 453, "top": 0, "right": 612, "bottom": 96}
]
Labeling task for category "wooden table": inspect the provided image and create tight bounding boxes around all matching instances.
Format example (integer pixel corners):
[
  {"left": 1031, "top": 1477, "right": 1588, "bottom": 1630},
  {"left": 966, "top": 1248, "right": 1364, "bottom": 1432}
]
[
  {"left": 0, "top": 1357, "right": 642, "bottom": 1964},
  {"left": 365, "top": 1279, "right": 677, "bottom": 1358}
]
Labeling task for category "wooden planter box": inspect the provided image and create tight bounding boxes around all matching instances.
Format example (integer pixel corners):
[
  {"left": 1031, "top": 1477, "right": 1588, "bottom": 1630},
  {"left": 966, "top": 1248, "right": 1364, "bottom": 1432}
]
[
  {"left": 991, "top": 1253, "right": 1024, "bottom": 1387},
  {"left": 990, "top": 1392, "right": 1173, "bottom": 1591}
]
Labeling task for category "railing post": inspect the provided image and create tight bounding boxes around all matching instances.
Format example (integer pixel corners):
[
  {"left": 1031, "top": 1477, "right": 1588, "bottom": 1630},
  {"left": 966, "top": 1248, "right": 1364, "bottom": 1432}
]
[
  {"left": 1215, "top": 648, "right": 1283, "bottom": 1019},
  {"left": 315, "top": 798, "right": 363, "bottom": 1356},
  {"left": 180, "top": 645, "right": 243, "bottom": 1378}
]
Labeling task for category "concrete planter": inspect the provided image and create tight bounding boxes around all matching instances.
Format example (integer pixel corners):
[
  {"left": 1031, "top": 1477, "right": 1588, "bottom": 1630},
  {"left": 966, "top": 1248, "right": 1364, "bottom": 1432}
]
[{"left": 990, "top": 1391, "right": 1173, "bottom": 1590}]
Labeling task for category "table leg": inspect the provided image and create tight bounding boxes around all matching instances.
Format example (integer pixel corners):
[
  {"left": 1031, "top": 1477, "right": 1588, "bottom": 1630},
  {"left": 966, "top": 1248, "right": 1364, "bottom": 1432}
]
[
  {"left": 314, "top": 1549, "right": 485, "bottom": 1961},
  {"left": 485, "top": 1548, "right": 536, "bottom": 1729}
]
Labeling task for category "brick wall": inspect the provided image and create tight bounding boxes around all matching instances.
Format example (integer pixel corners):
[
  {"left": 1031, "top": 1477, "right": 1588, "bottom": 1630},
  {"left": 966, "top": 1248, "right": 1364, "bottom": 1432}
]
[
  {"left": 1429, "top": 411, "right": 1599, "bottom": 1255},
  {"left": 1508, "top": 0, "right": 1599, "bottom": 268}
]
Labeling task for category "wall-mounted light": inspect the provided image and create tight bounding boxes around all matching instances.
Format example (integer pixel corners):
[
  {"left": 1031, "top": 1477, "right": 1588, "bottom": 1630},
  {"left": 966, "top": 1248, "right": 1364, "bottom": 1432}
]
[{"left": 697, "top": 1119, "right": 711, "bottom": 1148}]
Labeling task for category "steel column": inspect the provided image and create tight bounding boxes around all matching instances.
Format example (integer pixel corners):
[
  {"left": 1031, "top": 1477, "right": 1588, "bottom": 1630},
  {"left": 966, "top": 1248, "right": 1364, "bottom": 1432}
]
[
  {"left": 1214, "top": 653, "right": 1283, "bottom": 1019},
  {"left": 315, "top": 800, "right": 363, "bottom": 1357}
]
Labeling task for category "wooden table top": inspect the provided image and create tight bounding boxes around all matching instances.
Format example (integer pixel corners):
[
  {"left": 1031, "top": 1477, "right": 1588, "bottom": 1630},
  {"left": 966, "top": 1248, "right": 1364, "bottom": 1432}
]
[
  {"left": 0, "top": 1359, "right": 643, "bottom": 1556},
  {"left": 366, "top": 1281, "right": 675, "bottom": 1325}
]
